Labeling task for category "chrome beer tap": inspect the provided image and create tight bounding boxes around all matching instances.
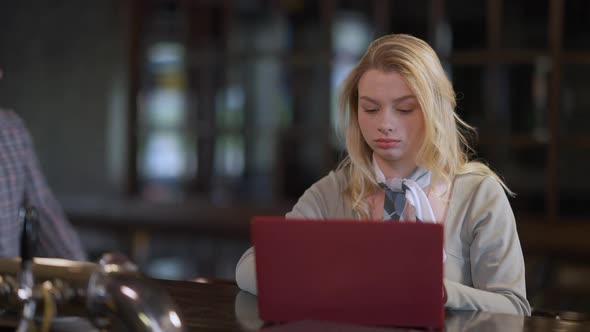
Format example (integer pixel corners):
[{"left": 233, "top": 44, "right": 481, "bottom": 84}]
[{"left": 1, "top": 203, "right": 185, "bottom": 331}]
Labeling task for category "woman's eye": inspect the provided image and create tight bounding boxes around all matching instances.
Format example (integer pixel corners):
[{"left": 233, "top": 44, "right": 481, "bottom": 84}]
[
  {"left": 364, "top": 108, "right": 379, "bottom": 113},
  {"left": 398, "top": 109, "right": 414, "bottom": 113}
]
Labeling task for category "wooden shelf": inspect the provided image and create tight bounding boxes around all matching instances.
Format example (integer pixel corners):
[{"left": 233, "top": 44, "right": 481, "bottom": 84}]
[
  {"left": 62, "top": 195, "right": 292, "bottom": 236},
  {"left": 560, "top": 134, "right": 590, "bottom": 149},
  {"left": 448, "top": 50, "right": 549, "bottom": 65},
  {"left": 449, "top": 50, "right": 590, "bottom": 65},
  {"left": 187, "top": 51, "right": 333, "bottom": 67},
  {"left": 476, "top": 134, "right": 590, "bottom": 149},
  {"left": 477, "top": 133, "right": 549, "bottom": 148},
  {"left": 562, "top": 51, "right": 590, "bottom": 64},
  {"left": 518, "top": 221, "right": 590, "bottom": 258}
]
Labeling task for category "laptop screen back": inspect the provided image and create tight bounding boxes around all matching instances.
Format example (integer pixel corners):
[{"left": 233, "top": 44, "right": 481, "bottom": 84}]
[{"left": 252, "top": 216, "right": 444, "bottom": 328}]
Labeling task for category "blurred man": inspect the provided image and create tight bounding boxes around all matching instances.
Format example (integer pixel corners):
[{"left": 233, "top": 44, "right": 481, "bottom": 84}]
[{"left": 0, "top": 67, "right": 86, "bottom": 260}]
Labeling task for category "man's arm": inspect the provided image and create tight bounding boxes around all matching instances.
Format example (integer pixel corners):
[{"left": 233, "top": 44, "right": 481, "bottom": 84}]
[{"left": 16, "top": 114, "right": 87, "bottom": 261}]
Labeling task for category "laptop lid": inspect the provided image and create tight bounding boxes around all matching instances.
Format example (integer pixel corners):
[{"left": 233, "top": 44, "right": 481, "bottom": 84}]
[{"left": 251, "top": 216, "right": 444, "bottom": 329}]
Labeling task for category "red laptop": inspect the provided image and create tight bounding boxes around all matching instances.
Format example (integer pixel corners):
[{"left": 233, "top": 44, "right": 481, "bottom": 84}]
[{"left": 251, "top": 216, "right": 445, "bottom": 329}]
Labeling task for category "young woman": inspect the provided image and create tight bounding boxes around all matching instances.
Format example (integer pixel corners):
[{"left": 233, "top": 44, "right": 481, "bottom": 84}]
[{"left": 235, "top": 34, "right": 530, "bottom": 316}]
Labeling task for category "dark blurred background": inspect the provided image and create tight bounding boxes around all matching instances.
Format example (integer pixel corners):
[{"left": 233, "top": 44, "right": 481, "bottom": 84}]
[{"left": 1, "top": 0, "right": 589, "bottom": 314}]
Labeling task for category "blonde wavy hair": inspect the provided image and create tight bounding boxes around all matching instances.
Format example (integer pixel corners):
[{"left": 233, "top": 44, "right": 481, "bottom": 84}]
[{"left": 337, "top": 33, "right": 511, "bottom": 219}]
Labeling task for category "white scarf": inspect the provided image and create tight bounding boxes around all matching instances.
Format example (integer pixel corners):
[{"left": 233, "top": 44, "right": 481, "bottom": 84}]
[
  {"left": 373, "top": 157, "right": 436, "bottom": 223},
  {"left": 373, "top": 157, "right": 446, "bottom": 261}
]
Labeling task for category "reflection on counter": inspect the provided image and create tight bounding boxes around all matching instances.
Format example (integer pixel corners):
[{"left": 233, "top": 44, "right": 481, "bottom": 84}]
[{"left": 234, "top": 289, "right": 529, "bottom": 332}]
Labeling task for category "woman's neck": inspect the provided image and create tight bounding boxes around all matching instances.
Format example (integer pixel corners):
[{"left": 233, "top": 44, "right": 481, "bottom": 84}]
[{"left": 373, "top": 156, "right": 417, "bottom": 179}]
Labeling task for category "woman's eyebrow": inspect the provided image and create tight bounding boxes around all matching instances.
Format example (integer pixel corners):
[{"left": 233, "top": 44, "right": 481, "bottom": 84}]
[
  {"left": 359, "top": 95, "right": 416, "bottom": 105},
  {"left": 359, "top": 96, "right": 380, "bottom": 105},
  {"left": 393, "top": 95, "right": 416, "bottom": 104}
]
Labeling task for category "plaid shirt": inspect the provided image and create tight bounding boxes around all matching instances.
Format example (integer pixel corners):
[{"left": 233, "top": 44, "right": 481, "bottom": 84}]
[{"left": 0, "top": 110, "right": 85, "bottom": 260}]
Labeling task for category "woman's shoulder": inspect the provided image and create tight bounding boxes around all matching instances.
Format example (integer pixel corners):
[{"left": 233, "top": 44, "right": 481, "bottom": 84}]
[
  {"left": 309, "top": 169, "right": 348, "bottom": 194},
  {"left": 453, "top": 172, "right": 507, "bottom": 202},
  {"left": 286, "top": 168, "right": 350, "bottom": 219},
  {"left": 455, "top": 172, "right": 502, "bottom": 189}
]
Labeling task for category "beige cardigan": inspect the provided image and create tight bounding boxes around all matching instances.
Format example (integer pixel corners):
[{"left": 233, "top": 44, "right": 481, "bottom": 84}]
[{"left": 235, "top": 171, "right": 531, "bottom": 316}]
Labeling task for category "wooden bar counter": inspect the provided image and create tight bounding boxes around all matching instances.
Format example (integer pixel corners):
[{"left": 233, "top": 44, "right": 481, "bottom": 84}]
[
  {"left": 158, "top": 279, "right": 590, "bottom": 332},
  {"left": 1, "top": 278, "right": 588, "bottom": 331}
]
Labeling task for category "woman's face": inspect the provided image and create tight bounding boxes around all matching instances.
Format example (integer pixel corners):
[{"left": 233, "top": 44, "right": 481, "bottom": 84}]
[{"left": 357, "top": 69, "right": 425, "bottom": 176}]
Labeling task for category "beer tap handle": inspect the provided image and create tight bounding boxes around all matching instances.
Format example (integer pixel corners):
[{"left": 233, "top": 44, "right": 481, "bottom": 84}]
[
  {"left": 16, "top": 205, "right": 39, "bottom": 332},
  {"left": 19, "top": 206, "right": 39, "bottom": 266}
]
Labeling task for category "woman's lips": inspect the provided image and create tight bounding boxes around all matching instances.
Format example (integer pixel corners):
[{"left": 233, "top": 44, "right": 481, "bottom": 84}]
[{"left": 374, "top": 138, "right": 401, "bottom": 148}]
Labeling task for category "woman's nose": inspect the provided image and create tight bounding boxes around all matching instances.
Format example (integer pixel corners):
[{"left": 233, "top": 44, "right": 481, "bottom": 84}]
[
  {"left": 378, "top": 127, "right": 393, "bottom": 134},
  {"left": 377, "top": 110, "right": 396, "bottom": 134}
]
